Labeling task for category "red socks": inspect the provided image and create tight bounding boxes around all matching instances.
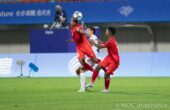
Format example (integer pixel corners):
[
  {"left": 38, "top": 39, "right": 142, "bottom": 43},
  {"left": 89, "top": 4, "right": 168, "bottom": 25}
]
[
  {"left": 105, "top": 78, "right": 110, "bottom": 90},
  {"left": 91, "top": 70, "right": 99, "bottom": 83}
]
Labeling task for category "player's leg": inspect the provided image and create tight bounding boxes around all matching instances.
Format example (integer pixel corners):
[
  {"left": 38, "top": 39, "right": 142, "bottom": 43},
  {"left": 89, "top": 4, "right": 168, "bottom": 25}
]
[
  {"left": 86, "top": 57, "right": 109, "bottom": 89},
  {"left": 85, "top": 47, "right": 100, "bottom": 63},
  {"left": 86, "top": 58, "right": 94, "bottom": 67},
  {"left": 69, "top": 56, "right": 86, "bottom": 92},
  {"left": 91, "top": 57, "right": 101, "bottom": 64},
  {"left": 102, "top": 73, "right": 110, "bottom": 93},
  {"left": 77, "top": 48, "right": 93, "bottom": 71},
  {"left": 85, "top": 64, "right": 103, "bottom": 89},
  {"left": 101, "top": 61, "right": 119, "bottom": 93},
  {"left": 91, "top": 64, "right": 102, "bottom": 83},
  {"left": 76, "top": 67, "right": 86, "bottom": 92},
  {"left": 86, "top": 58, "right": 101, "bottom": 79},
  {"left": 79, "top": 69, "right": 86, "bottom": 92},
  {"left": 86, "top": 49, "right": 101, "bottom": 64},
  {"left": 78, "top": 57, "right": 94, "bottom": 72},
  {"left": 83, "top": 46, "right": 100, "bottom": 67}
]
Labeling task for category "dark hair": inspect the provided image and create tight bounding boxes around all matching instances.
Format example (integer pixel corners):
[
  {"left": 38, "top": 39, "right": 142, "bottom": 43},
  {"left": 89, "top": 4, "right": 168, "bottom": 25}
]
[
  {"left": 72, "top": 17, "right": 78, "bottom": 24},
  {"left": 107, "top": 27, "right": 116, "bottom": 35},
  {"left": 88, "top": 27, "right": 96, "bottom": 34}
]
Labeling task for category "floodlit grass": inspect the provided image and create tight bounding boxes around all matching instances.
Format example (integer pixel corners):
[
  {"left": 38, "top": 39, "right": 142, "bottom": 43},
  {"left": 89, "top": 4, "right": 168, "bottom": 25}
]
[{"left": 0, "top": 77, "right": 169, "bottom": 110}]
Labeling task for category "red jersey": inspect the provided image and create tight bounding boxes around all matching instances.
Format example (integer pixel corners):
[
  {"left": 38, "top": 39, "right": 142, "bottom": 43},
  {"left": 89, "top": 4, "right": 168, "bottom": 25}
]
[
  {"left": 70, "top": 24, "right": 90, "bottom": 48},
  {"left": 70, "top": 24, "right": 95, "bottom": 59},
  {"left": 104, "top": 37, "right": 119, "bottom": 62}
]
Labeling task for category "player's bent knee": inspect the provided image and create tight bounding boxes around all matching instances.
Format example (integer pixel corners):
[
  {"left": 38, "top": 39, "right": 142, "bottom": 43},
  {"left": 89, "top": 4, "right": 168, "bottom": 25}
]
[
  {"left": 76, "top": 67, "right": 86, "bottom": 76},
  {"left": 95, "top": 64, "right": 102, "bottom": 71},
  {"left": 78, "top": 58, "right": 85, "bottom": 65},
  {"left": 76, "top": 67, "right": 81, "bottom": 76},
  {"left": 93, "top": 57, "right": 101, "bottom": 63}
]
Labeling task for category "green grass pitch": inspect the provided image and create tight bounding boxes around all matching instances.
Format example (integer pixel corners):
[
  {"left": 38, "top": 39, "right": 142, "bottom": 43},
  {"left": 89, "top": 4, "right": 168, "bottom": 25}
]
[{"left": 0, "top": 77, "right": 169, "bottom": 110}]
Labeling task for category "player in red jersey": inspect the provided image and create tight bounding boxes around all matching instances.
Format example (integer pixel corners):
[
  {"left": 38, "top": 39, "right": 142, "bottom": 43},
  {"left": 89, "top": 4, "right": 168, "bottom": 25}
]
[
  {"left": 86, "top": 27, "right": 120, "bottom": 93},
  {"left": 69, "top": 18, "right": 100, "bottom": 72}
]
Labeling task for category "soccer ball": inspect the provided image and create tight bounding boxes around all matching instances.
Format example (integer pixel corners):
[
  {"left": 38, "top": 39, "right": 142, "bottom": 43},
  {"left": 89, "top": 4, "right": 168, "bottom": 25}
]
[{"left": 73, "top": 11, "right": 83, "bottom": 20}]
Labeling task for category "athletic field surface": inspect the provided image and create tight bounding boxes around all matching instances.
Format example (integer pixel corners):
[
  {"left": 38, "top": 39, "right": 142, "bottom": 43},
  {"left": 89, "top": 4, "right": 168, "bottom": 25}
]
[{"left": 0, "top": 77, "right": 169, "bottom": 110}]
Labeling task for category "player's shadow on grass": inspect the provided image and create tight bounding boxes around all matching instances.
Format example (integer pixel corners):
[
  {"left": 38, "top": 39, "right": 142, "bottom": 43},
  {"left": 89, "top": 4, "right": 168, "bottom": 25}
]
[
  {"left": 86, "top": 89, "right": 116, "bottom": 93},
  {"left": 86, "top": 89, "right": 100, "bottom": 92}
]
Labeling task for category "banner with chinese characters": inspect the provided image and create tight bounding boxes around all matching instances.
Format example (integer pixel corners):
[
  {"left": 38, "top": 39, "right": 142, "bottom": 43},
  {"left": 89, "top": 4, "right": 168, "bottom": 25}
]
[
  {"left": 0, "top": 3, "right": 55, "bottom": 24},
  {"left": 1, "top": 0, "right": 170, "bottom": 24}
]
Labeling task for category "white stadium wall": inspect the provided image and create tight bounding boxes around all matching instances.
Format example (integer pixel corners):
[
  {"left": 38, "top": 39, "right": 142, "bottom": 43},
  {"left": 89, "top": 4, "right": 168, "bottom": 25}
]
[{"left": 0, "top": 53, "right": 169, "bottom": 77}]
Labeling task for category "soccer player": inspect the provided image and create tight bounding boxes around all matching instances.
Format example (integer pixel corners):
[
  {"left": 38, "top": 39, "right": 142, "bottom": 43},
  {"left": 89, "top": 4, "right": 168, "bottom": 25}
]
[
  {"left": 69, "top": 18, "right": 100, "bottom": 73},
  {"left": 86, "top": 27, "right": 98, "bottom": 57},
  {"left": 86, "top": 27, "right": 120, "bottom": 93},
  {"left": 76, "top": 27, "right": 100, "bottom": 92},
  {"left": 68, "top": 27, "right": 100, "bottom": 92}
]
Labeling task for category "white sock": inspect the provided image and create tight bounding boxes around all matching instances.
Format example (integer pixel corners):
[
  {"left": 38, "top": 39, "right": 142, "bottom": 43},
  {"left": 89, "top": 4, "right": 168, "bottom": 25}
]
[{"left": 80, "top": 72, "right": 86, "bottom": 90}]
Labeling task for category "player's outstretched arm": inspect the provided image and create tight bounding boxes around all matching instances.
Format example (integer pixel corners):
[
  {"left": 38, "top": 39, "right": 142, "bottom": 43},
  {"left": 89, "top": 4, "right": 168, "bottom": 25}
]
[
  {"left": 90, "top": 40, "right": 105, "bottom": 49},
  {"left": 98, "top": 39, "right": 104, "bottom": 44}
]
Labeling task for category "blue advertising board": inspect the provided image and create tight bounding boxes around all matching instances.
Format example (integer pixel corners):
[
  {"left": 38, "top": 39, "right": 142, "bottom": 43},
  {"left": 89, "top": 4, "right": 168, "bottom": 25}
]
[
  {"left": 30, "top": 29, "right": 74, "bottom": 53},
  {"left": 30, "top": 28, "right": 100, "bottom": 53},
  {"left": 61, "top": 0, "right": 170, "bottom": 23},
  {"left": 0, "top": 3, "right": 55, "bottom": 24},
  {"left": 1, "top": 0, "right": 170, "bottom": 24}
]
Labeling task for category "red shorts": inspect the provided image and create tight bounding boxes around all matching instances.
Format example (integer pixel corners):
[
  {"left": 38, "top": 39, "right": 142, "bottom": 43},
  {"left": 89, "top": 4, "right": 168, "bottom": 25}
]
[
  {"left": 100, "top": 56, "right": 119, "bottom": 75},
  {"left": 76, "top": 46, "right": 96, "bottom": 59}
]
